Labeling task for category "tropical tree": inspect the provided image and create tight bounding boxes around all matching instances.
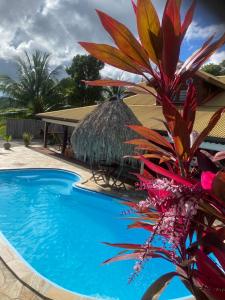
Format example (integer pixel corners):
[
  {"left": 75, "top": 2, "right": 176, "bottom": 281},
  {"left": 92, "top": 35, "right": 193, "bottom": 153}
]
[
  {"left": 65, "top": 54, "right": 104, "bottom": 106},
  {"left": 79, "top": 0, "right": 225, "bottom": 299},
  {"left": 103, "top": 72, "right": 133, "bottom": 100},
  {"left": 0, "top": 50, "right": 64, "bottom": 114},
  {"left": 57, "top": 77, "right": 74, "bottom": 104},
  {"left": 201, "top": 60, "right": 225, "bottom": 76}
]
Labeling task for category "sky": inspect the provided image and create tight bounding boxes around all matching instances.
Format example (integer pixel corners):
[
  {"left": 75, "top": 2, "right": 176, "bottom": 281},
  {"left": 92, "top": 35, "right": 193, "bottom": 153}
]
[{"left": 0, "top": 0, "right": 224, "bottom": 82}]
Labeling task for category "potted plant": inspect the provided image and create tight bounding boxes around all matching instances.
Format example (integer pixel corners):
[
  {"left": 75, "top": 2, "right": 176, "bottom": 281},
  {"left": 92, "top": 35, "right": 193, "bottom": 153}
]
[
  {"left": 3, "top": 135, "right": 12, "bottom": 150},
  {"left": 80, "top": 0, "right": 225, "bottom": 299},
  {"left": 22, "top": 132, "right": 33, "bottom": 147}
]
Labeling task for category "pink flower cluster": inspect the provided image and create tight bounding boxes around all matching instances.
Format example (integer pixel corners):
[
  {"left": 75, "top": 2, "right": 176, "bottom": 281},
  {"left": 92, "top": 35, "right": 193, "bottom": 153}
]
[
  {"left": 137, "top": 178, "right": 199, "bottom": 246},
  {"left": 154, "top": 198, "right": 198, "bottom": 246}
]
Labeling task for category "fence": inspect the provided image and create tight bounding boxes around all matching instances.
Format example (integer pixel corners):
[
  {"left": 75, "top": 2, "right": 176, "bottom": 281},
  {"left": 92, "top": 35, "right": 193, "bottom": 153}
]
[
  {"left": 6, "top": 119, "right": 44, "bottom": 138},
  {"left": 6, "top": 118, "right": 76, "bottom": 141}
]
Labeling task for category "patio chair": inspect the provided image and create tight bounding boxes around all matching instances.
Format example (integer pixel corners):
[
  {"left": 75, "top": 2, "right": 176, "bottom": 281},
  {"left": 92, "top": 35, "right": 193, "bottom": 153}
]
[
  {"left": 109, "top": 164, "right": 127, "bottom": 191},
  {"left": 90, "top": 160, "right": 113, "bottom": 185}
]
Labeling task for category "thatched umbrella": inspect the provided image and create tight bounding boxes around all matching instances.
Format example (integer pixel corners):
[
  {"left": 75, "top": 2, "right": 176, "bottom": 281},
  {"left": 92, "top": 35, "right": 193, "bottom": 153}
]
[{"left": 71, "top": 98, "right": 141, "bottom": 166}]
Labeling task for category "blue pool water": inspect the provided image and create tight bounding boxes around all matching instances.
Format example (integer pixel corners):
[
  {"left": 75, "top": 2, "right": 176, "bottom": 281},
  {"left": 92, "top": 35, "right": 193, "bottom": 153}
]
[{"left": 0, "top": 169, "right": 190, "bottom": 300}]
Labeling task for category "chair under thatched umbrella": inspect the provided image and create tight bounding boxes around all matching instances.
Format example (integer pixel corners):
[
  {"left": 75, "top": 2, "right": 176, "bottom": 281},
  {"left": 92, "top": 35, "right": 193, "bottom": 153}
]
[{"left": 71, "top": 98, "right": 141, "bottom": 166}]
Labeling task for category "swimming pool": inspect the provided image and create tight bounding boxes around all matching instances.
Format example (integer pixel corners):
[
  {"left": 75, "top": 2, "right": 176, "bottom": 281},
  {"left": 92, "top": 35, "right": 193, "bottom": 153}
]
[{"left": 0, "top": 169, "right": 190, "bottom": 300}]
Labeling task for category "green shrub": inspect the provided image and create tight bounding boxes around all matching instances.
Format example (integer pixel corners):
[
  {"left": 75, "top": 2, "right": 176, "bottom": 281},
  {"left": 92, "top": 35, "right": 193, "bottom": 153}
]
[
  {"left": 3, "top": 135, "right": 12, "bottom": 142},
  {"left": 0, "top": 125, "right": 6, "bottom": 137},
  {"left": 22, "top": 132, "right": 33, "bottom": 147}
]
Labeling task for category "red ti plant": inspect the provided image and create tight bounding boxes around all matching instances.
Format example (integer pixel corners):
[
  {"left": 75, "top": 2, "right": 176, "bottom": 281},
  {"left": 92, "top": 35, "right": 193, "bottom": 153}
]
[{"left": 79, "top": 0, "right": 225, "bottom": 299}]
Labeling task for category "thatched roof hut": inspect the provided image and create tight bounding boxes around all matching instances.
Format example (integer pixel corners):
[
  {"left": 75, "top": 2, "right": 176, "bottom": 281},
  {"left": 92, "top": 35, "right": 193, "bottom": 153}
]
[{"left": 71, "top": 98, "right": 141, "bottom": 166}]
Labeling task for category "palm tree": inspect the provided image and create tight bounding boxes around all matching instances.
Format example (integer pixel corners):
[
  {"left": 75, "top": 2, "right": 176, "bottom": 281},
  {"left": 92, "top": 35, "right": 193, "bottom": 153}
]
[
  {"left": 103, "top": 72, "right": 133, "bottom": 101},
  {"left": 0, "top": 50, "right": 65, "bottom": 114}
]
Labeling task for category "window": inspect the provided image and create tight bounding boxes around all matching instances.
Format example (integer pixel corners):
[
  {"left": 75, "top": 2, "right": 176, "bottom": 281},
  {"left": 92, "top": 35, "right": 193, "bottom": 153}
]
[{"left": 177, "top": 89, "right": 187, "bottom": 102}]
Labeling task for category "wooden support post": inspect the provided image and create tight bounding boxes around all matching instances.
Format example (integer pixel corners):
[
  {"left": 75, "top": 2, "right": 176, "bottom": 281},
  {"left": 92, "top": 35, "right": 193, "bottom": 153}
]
[
  {"left": 43, "top": 122, "right": 49, "bottom": 148},
  {"left": 62, "top": 126, "right": 68, "bottom": 154},
  {"left": 140, "top": 161, "right": 144, "bottom": 175}
]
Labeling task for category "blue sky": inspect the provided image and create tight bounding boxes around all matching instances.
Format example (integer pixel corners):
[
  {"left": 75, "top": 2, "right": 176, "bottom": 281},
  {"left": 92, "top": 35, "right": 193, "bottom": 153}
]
[
  {"left": 180, "top": 0, "right": 225, "bottom": 62},
  {"left": 0, "top": 0, "right": 224, "bottom": 82}
]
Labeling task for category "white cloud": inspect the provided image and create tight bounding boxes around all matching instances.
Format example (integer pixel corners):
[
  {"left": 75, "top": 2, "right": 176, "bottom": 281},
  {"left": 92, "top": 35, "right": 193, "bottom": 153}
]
[
  {"left": 42, "top": 0, "right": 60, "bottom": 14},
  {"left": 0, "top": 0, "right": 165, "bottom": 79},
  {"left": 207, "top": 50, "right": 225, "bottom": 64},
  {"left": 101, "top": 65, "right": 142, "bottom": 82},
  {"left": 186, "top": 21, "right": 225, "bottom": 41}
]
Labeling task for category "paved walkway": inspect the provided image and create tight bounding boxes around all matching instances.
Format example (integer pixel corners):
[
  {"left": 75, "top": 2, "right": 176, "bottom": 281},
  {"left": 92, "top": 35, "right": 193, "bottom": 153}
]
[{"left": 0, "top": 139, "right": 90, "bottom": 177}]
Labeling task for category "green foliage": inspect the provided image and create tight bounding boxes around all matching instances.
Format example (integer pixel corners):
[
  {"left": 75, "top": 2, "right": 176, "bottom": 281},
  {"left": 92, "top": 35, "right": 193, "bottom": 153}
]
[
  {"left": 102, "top": 73, "right": 133, "bottom": 100},
  {"left": 0, "top": 108, "right": 29, "bottom": 119},
  {"left": 22, "top": 132, "right": 33, "bottom": 147},
  {"left": 57, "top": 77, "right": 75, "bottom": 104},
  {"left": 201, "top": 60, "right": 225, "bottom": 76},
  {"left": 0, "top": 50, "right": 65, "bottom": 115},
  {"left": 65, "top": 54, "right": 104, "bottom": 106},
  {"left": 0, "top": 124, "right": 6, "bottom": 137},
  {"left": 3, "top": 134, "right": 11, "bottom": 142}
]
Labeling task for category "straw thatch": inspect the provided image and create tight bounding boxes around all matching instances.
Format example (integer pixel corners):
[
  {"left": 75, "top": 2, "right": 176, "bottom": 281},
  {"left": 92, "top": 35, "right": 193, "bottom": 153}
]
[{"left": 71, "top": 99, "right": 141, "bottom": 166}]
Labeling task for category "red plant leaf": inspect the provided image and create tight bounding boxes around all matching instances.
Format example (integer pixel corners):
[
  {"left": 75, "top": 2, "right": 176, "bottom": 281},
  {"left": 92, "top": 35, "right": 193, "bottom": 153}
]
[
  {"left": 96, "top": 10, "right": 150, "bottom": 70},
  {"left": 84, "top": 80, "right": 154, "bottom": 95},
  {"left": 103, "top": 242, "right": 144, "bottom": 250},
  {"left": 142, "top": 272, "right": 178, "bottom": 300},
  {"left": 212, "top": 171, "right": 225, "bottom": 201},
  {"left": 79, "top": 42, "right": 143, "bottom": 74},
  {"left": 199, "top": 201, "right": 225, "bottom": 222},
  {"left": 128, "top": 221, "right": 155, "bottom": 232},
  {"left": 128, "top": 125, "right": 174, "bottom": 151},
  {"left": 193, "top": 251, "right": 225, "bottom": 299},
  {"left": 120, "top": 201, "right": 138, "bottom": 209},
  {"left": 104, "top": 252, "right": 166, "bottom": 265},
  {"left": 191, "top": 33, "right": 225, "bottom": 73},
  {"left": 140, "top": 155, "right": 193, "bottom": 187},
  {"left": 190, "top": 107, "right": 225, "bottom": 157},
  {"left": 132, "top": 171, "right": 153, "bottom": 185},
  {"left": 162, "top": 0, "right": 181, "bottom": 80},
  {"left": 213, "top": 151, "right": 225, "bottom": 162},
  {"left": 103, "top": 243, "right": 170, "bottom": 258},
  {"left": 131, "top": 0, "right": 137, "bottom": 14},
  {"left": 136, "top": 0, "right": 161, "bottom": 64},
  {"left": 210, "top": 246, "right": 225, "bottom": 270},
  {"left": 178, "top": 35, "right": 215, "bottom": 76},
  {"left": 197, "top": 151, "right": 218, "bottom": 173},
  {"left": 192, "top": 270, "right": 225, "bottom": 300},
  {"left": 84, "top": 79, "right": 137, "bottom": 87},
  {"left": 162, "top": 97, "right": 190, "bottom": 157},
  {"left": 179, "top": 33, "right": 225, "bottom": 78},
  {"left": 126, "top": 139, "right": 171, "bottom": 156},
  {"left": 181, "top": 0, "right": 196, "bottom": 40},
  {"left": 134, "top": 153, "right": 172, "bottom": 163},
  {"left": 103, "top": 253, "right": 143, "bottom": 264},
  {"left": 183, "top": 83, "right": 197, "bottom": 134},
  {"left": 188, "top": 227, "right": 225, "bottom": 254},
  {"left": 142, "top": 169, "right": 154, "bottom": 179},
  {"left": 195, "top": 250, "right": 225, "bottom": 282}
]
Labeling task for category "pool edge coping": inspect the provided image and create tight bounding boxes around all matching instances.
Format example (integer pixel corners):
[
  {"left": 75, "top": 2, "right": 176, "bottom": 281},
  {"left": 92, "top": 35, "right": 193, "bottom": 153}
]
[{"left": 0, "top": 167, "right": 195, "bottom": 300}]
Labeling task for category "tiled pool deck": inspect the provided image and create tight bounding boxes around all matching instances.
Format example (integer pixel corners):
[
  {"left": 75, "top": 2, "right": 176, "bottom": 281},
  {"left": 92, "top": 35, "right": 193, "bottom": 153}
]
[{"left": 0, "top": 140, "right": 195, "bottom": 300}]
